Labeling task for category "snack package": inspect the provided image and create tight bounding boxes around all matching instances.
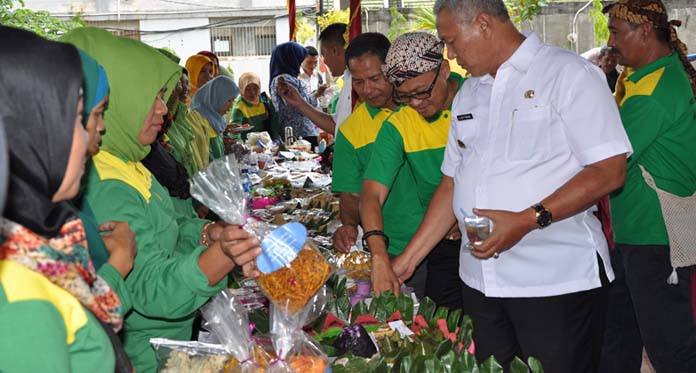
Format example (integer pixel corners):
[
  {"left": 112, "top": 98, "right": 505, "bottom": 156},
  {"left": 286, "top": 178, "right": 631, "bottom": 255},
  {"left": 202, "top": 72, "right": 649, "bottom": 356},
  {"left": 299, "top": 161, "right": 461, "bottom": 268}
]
[
  {"left": 255, "top": 222, "right": 333, "bottom": 314},
  {"left": 267, "top": 287, "right": 332, "bottom": 373},
  {"left": 191, "top": 155, "right": 332, "bottom": 328},
  {"left": 200, "top": 290, "right": 270, "bottom": 372},
  {"left": 150, "top": 338, "right": 232, "bottom": 373},
  {"left": 333, "top": 250, "right": 371, "bottom": 280}
]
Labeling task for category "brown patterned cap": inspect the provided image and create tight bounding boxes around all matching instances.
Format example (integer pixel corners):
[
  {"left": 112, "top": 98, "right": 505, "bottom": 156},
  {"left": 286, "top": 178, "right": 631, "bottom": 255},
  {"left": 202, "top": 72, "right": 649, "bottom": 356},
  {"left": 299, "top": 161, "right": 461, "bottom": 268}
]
[{"left": 382, "top": 32, "right": 444, "bottom": 86}]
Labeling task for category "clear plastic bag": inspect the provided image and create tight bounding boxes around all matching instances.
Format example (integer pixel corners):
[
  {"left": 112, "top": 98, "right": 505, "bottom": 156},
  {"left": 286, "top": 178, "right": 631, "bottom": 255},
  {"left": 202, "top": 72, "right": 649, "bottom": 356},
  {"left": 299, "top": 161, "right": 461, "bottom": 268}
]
[
  {"left": 190, "top": 154, "right": 248, "bottom": 225},
  {"left": 200, "top": 290, "right": 270, "bottom": 372},
  {"left": 267, "top": 287, "right": 332, "bottom": 373},
  {"left": 150, "top": 338, "right": 232, "bottom": 373},
  {"left": 255, "top": 223, "right": 333, "bottom": 314},
  {"left": 190, "top": 156, "right": 332, "bottom": 313}
]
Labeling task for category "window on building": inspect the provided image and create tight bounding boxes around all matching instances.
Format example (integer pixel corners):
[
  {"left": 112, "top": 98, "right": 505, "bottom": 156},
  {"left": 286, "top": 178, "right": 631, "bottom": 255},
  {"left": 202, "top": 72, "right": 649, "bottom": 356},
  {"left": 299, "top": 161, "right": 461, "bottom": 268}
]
[{"left": 210, "top": 18, "right": 276, "bottom": 57}]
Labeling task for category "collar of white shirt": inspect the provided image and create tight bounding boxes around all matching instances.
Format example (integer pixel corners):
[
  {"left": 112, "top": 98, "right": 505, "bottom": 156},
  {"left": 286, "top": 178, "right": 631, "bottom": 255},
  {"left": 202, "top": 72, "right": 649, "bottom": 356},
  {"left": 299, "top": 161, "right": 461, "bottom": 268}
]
[{"left": 471, "top": 32, "right": 544, "bottom": 91}]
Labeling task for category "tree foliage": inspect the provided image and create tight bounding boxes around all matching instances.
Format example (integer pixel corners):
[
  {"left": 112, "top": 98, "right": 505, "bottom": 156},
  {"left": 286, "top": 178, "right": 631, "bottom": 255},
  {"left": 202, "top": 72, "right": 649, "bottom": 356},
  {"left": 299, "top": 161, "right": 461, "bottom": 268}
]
[
  {"left": 387, "top": 6, "right": 414, "bottom": 41},
  {"left": 1, "top": 0, "right": 84, "bottom": 39},
  {"left": 317, "top": 9, "right": 349, "bottom": 31},
  {"left": 504, "top": 0, "right": 549, "bottom": 27},
  {"left": 296, "top": 10, "right": 317, "bottom": 45},
  {"left": 589, "top": 0, "right": 609, "bottom": 46},
  {"left": 411, "top": 7, "right": 436, "bottom": 32}
]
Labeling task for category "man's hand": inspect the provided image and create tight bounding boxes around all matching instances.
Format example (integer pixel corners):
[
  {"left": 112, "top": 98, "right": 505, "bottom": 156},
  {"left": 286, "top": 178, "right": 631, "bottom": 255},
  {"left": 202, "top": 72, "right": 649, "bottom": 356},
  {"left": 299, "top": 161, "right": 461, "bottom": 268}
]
[
  {"left": 371, "top": 254, "right": 401, "bottom": 297},
  {"left": 391, "top": 253, "right": 418, "bottom": 284},
  {"left": 219, "top": 226, "right": 262, "bottom": 278},
  {"left": 278, "top": 78, "right": 305, "bottom": 108},
  {"left": 99, "top": 221, "right": 138, "bottom": 278},
  {"left": 469, "top": 208, "right": 536, "bottom": 260},
  {"left": 315, "top": 84, "right": 328, "bottom": 97},
  {"left": 333, "top": 224, "right": 358, "bottom": 253}
]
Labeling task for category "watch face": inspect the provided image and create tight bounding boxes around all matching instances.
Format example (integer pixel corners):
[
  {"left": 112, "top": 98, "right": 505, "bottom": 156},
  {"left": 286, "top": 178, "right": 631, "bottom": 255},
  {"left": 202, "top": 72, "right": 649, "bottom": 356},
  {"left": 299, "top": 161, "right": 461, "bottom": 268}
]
[{"left": 537, "top": 210, "right": 552, "bottom": 227}]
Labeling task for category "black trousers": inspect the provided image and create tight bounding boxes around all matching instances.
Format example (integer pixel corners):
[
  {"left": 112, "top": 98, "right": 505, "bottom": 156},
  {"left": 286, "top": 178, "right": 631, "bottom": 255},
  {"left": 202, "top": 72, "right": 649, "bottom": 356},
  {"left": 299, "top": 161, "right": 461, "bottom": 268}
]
[
  {"left": 461, "top": 256, "right": 609, "bottom": 373},
  {"left": 426, "top": 239, "right": 464, "bottom": 311},
  {"left": 599, "top": 244, "right": 696, "bottom": 373}
]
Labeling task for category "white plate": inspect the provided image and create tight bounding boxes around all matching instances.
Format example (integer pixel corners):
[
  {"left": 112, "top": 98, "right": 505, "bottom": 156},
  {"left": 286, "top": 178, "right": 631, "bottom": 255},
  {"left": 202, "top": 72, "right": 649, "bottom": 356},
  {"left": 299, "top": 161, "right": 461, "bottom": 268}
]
[{"left": 229, "top": 126, "right": 253, "bottom": 133}]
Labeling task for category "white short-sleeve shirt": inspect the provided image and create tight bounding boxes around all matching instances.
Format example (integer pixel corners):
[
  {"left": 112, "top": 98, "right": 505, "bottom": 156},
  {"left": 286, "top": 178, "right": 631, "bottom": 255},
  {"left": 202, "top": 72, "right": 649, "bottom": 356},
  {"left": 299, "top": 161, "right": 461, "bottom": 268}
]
[
  {"left": 332, "top": 68, "right": 353, "bottom": 134},
  {"left": 442, "top": 33, "right": 632, "bottom": 298}
]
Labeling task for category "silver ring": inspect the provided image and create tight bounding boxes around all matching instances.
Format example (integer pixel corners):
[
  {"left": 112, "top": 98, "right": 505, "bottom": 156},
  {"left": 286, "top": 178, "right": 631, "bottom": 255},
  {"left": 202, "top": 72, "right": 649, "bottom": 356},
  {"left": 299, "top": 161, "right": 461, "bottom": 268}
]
[{"left": 493, "top": 252, "right": 500, "bottom": 259}]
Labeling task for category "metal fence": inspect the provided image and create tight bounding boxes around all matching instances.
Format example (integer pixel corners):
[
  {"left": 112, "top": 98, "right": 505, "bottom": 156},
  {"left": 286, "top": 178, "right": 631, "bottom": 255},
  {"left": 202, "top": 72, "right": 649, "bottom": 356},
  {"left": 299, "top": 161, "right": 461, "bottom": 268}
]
[{"left": 210, "top": 19, "right": 276, "bottom": 57}]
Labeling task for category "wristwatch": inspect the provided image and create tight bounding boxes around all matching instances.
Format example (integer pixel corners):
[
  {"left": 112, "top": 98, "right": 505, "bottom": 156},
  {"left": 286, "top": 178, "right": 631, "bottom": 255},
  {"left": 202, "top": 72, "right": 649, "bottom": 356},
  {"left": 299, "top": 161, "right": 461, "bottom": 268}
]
[{"left": 532, "top": 203, "right": 553, "bottom": 229}]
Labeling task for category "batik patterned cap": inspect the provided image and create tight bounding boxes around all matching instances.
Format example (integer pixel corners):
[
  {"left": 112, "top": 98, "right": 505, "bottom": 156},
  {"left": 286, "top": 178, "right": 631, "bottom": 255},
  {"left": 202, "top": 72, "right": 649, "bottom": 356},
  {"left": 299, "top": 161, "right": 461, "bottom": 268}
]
[{"left": 382, "top": 32, "right": 444, "bottom": 86}]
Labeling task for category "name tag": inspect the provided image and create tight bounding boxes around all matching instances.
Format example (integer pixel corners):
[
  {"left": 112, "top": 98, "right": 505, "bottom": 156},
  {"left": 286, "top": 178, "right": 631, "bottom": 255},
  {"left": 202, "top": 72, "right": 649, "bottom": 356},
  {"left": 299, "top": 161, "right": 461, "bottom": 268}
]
[{"left": 456, "top": 113, "right": 473, "bottom": 121}]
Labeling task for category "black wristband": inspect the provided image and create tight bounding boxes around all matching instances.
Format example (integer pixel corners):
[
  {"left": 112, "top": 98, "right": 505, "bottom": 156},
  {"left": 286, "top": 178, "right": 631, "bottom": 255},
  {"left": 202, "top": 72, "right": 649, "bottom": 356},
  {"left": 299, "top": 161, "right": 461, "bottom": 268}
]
[{"left": 362, "top": 230, "right": 389, "bottom": 251}]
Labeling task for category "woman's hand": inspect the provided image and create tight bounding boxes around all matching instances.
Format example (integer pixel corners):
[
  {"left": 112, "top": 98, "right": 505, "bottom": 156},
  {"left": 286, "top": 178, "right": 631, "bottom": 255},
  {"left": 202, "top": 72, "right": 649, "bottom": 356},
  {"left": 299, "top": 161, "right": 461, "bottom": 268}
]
[
  {"left": 219, "top": 225, "right": 262, "bottom": 278},
  {"left": 99, "top": 221, "right": 138, "bottom": 278}
]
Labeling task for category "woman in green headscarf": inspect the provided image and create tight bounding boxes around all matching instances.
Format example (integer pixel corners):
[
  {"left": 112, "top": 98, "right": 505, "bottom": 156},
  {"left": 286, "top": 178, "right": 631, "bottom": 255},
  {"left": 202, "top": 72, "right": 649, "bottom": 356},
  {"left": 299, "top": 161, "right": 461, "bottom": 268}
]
[
  {"left": 72, "top": 50, "right": 136, "bottom": 308},
  {"left": 164, "top": 69, "right": 199, "bottom": 176},
  {"left": 60, "top": 28, "right": 262, "bottom": 373}
]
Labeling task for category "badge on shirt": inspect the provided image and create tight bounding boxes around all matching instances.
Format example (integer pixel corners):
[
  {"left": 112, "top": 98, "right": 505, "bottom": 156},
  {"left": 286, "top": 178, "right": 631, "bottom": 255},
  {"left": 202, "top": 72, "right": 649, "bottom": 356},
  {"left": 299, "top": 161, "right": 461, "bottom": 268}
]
[
  {"left": 457, "top": 113, "right": 474, "bottom": 121},
  {"left": 457, "top": 140, "right": 466, "bottom": 149}
]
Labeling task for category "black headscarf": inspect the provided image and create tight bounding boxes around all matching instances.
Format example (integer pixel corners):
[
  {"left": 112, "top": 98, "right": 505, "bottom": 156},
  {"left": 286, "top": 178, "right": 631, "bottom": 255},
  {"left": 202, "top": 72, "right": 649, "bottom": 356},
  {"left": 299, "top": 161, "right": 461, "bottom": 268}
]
[{"left": 0, "top": 26, "right": 83, "bottom": 238}]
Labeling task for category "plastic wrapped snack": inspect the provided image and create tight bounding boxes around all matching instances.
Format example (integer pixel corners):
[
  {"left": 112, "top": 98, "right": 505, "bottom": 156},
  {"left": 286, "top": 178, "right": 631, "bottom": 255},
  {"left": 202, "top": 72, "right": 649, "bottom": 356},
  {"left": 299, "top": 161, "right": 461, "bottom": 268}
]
[
  {"left": 255, "top": 222, "right": 332, "bottom": 314},
  {"left": 150, "top": 338, "right": 233, "bottom": 373},
  {"left": 200, "top": 290, "right": 270, "bottom": 372},
  {"left": 334, "top": 250, "right": 371, "bottom": 279},
  {"left": 267, "top": 287, "right": 331, "bottom": 373}
]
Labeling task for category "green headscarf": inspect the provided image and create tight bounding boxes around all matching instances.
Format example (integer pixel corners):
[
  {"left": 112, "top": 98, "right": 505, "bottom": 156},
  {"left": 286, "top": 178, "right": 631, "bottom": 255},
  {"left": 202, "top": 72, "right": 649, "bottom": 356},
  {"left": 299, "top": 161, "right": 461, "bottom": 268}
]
[{"left": 60, "top": 27, "right": 181, "bottom": 162}]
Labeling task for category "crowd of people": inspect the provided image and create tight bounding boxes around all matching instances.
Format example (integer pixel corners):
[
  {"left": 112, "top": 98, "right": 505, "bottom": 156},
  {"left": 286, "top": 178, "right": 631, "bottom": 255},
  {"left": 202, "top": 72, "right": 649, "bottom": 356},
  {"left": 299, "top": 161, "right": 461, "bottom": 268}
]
[{"left": 1, "top": 0, "right": 695, "bottom": 372}]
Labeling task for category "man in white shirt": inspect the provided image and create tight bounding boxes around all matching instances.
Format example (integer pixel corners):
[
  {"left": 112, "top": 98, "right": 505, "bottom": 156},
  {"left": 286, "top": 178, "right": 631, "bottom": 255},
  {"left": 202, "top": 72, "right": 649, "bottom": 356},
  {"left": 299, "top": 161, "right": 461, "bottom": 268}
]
[
  {"left": 299, "top": 46, "right": 330, "bottom": 107},
  {"left": 319, "top": 23, "right": 353, "bottom": 132},
  {"left": 299, "top": 46, "right": 324, "bottom": 92},
  {"left": 391, "top": 0, "right": 632, "bottom": 370}
]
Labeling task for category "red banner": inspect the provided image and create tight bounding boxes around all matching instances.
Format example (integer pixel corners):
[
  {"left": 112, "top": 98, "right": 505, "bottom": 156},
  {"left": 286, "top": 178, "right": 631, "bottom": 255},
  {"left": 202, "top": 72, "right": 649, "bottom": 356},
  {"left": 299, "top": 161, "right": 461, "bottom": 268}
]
[
  {"left": 287, "top": 0, "right": 296, "bottom": 42},
  {"left": 349, "top": 0, "right": 362, "bottom": 41}
]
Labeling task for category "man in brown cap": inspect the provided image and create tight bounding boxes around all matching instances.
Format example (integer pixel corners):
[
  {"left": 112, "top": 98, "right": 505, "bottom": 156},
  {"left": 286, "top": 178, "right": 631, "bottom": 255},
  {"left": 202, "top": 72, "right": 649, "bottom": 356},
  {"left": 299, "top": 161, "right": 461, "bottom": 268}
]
[
  {"left": 360, "top": 32, "right": 466, "bottom": 310},
  {"left": 600, "top": 0, "right": 696, "bottom": 371}
]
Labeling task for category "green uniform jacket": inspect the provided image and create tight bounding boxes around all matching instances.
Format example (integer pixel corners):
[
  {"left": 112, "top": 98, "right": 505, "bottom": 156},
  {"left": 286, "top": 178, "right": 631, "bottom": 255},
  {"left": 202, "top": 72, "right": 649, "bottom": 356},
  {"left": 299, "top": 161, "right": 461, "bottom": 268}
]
[
  {"left": 332, "top": 103, "right": 424, "bottom": 255},
  {"left": 610, "top": 53, "right": 696, "bottom": 245},
  {"left": 231, "top": 94, "right": 281, "bottom": 140},
  {"left": 0, "top": 260, "right": 115, "bottom": 373},
  {"left": 60, "top": 27, "right": 224, "bottom": 373},
  {"left": 86, "top": 152, "right": 225, "bottom": 373},
  {"left": 365, "top": 73, "right": 466, "bottom": 210}
]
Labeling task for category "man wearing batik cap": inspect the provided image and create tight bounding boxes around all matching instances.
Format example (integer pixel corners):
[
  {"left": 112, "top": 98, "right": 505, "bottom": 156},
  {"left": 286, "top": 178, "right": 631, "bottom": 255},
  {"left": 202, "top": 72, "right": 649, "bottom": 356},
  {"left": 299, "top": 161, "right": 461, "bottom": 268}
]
[
  {"left": 360, "top": 32, "right": 466, "bottom": 310},
  {"left": 400, "top": 0, "right": 633, "bottom": 370},
  {"left": 600, "top": 0, "right": 696, "bottom": 371}
]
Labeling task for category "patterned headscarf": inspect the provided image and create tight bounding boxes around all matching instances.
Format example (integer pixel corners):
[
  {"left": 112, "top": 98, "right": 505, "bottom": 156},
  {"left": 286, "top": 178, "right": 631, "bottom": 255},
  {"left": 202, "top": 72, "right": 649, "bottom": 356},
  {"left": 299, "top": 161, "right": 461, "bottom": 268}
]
[
  {"left": 603, "top": 0, "right": 696, "bottom": 94},
  {"left": 1, "top": 218, "right": 124, "bottom": 331},
  {"left": 382, "top": 32, "right": 444, "bottom": 87}
]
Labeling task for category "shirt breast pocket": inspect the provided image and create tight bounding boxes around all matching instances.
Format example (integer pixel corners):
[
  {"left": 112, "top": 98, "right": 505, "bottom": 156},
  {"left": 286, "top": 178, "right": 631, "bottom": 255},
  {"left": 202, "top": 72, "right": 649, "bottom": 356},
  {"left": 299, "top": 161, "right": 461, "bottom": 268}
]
[
  {"left": 505, "top": 105, "right": 552, "bottom": 162},
  {"left": 454, "top": 117, "right": 479, "bottom": 163}
]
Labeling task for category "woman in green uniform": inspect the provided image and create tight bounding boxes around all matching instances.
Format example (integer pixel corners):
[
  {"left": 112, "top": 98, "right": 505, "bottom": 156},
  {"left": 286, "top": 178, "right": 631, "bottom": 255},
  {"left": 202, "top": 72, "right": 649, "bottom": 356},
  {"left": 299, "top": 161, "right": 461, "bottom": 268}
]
[
  {"left": 60, "top": 27, "right": 261, "bottom": 373},
  {"left": 0, "top": 27, "right": 124, "bottom": 373},
  {"left": 231, "top": 72, "right": 281, "bottom": 140}
]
